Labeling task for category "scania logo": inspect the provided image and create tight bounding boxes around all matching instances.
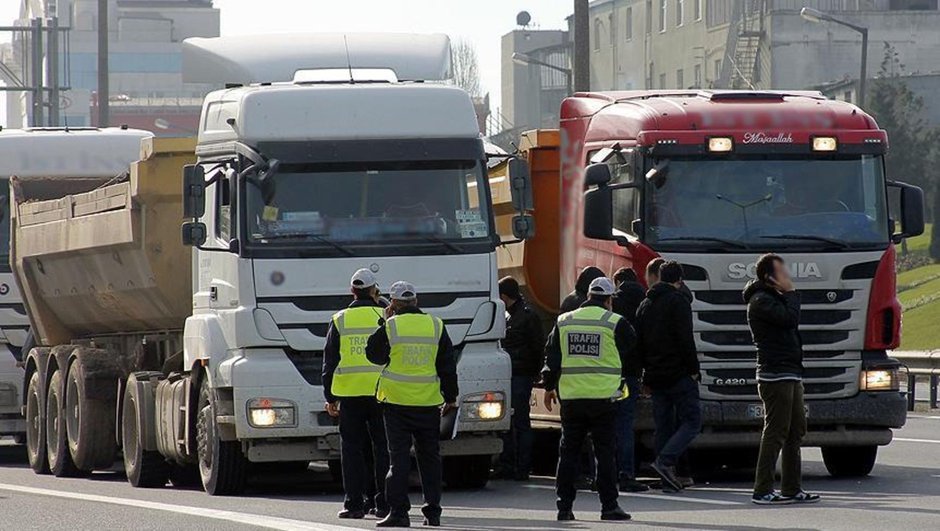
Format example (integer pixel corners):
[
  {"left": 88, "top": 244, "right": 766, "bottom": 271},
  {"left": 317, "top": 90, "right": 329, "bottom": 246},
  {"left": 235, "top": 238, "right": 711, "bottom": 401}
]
[{"left": 727, "top": 262, "right": 822, "bottom": 280}]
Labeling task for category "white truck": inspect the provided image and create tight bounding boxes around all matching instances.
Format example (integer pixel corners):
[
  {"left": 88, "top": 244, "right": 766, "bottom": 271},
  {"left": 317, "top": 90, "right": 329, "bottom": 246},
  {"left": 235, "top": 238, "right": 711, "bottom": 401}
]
[
  {"left": 14, "top": 34, "right": 528, "bottom": 495},
  {"left": 0, "top": 127, "right": 152, "bottom": 443}
]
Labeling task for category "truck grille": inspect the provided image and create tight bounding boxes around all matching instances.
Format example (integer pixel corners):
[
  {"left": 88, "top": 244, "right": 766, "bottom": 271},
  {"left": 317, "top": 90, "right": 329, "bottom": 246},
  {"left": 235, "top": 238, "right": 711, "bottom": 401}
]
[
  {"left": 700, "top": 330, "right": 850, "bottom": 347},
  {"left": 695, "top": 289, "right": 854, "bottom": 305}
]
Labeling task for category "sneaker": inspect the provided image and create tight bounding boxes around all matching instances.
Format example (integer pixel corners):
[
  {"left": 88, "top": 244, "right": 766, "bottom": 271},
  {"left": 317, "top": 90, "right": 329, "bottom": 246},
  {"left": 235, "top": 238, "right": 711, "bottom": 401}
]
[
  {"left": 600, "top": 507, "right": 632, "bottom": 521},
  {"left": 619, "top": 476, "right": 650, "bottom": 493},
  {"left": 651, "top": 461, "right": 683, "bottom": 492},
  {"left": 751, "top": 491, "right": 793, "bottom": 505},
  {"left": 678, "top": 476, "right": 695, "bottom": 489},
  {"left": 785, "top": 491, "right": 821, "bottom": 504}
]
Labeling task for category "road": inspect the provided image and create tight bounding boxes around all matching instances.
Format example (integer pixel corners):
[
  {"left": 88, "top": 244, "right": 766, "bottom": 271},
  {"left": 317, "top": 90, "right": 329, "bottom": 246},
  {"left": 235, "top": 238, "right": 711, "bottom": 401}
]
[{"left": 0, "top": 416, "right": 938, "bottom": 531}]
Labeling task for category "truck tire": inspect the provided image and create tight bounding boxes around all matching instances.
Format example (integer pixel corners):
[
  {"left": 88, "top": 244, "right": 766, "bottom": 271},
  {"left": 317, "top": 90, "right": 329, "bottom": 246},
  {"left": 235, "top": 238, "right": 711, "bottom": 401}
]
[
  {"left": 443, "top": 455, "right": 491, "bottom": 489},
  {"left": 121, "top": 378, "right": 169, "bottom": 488},
  {"left": 66, "top": 357, "right": 117, "bottom": 471},
  {"left": 46, "top": 370, "right": 83, "bottom": 477},
  {"left": 822, "top": 445, "right": 878, "bottom": 478},
  {"left": 25, "top": 370, "right": 49, "bottom": 474},
  {"left": 196, "top": 379, "right": 247, "bottom": 495}
]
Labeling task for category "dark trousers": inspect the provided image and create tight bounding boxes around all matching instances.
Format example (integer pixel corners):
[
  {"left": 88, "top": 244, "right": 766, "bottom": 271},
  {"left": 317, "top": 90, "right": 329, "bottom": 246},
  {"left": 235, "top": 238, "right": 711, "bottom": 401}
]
[
  {"left": 384, "top": 404, "right": 442, "bottom": 519},
  {"left": 615, "top": 376, "right": 640, "bottom": 478},
  {"left": 339, "top": 396, "right": 389, "bottom": 513},
  {"left": 651, "top": 376, "right": 702, "bottom": 467},
  {"left": 754, "top": 381, "right": 806, "bottom": 496},
  {"left": 556, "top": 399, "right": 620, "bottom": 512},
  {"left": 499, "top": 375, "right": 534, "bottom": 476}
]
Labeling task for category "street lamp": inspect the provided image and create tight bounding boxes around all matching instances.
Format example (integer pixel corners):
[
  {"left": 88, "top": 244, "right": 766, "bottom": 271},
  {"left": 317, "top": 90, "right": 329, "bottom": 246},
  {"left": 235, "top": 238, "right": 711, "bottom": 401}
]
[
  {"left": 512, "top": 52, "right": 574, "bottom": 96},
  {"left": 800, "top": 7, "right": 869, "bottom": 107}
]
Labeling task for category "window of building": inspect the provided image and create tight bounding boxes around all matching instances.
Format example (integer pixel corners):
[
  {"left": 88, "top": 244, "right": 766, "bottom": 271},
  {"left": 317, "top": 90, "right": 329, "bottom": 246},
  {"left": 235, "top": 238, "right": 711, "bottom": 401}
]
[
  {"left": 594, "top": 18, "right": 602, "bottom": 50},
  {"left": 659, "top": 73, "right": 667, "bottom": 88},
  {"left": 677, "top": 68, "right": 684, "bottom": 88},
  {"left": 695, "top": 0, "right": 703, "bottom": 20},
  {"left": 677, "top": 0, "right": 685, "bottom": 26},
  {"left": 714, "top": 58, "right": 722, "bottom": 79},
  {"left": 659, "top": 0, "right": 667, "bottom": 32},
  {"left": 626, "top": 7, "right": 633, "bottom": 41},
  {"left": 694, "top": 64, "right": 702, "bottom": 87}
]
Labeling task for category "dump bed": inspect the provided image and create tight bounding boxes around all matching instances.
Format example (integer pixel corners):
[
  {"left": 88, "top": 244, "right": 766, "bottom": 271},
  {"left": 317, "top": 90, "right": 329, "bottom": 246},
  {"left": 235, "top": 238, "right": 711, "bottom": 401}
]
[{"left": 11, "top": 137, "right": 196, "bottom": 346}]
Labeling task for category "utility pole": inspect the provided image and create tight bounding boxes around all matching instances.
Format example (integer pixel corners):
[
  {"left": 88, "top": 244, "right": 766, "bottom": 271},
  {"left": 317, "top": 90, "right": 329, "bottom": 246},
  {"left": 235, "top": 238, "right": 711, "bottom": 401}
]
[
  {"left": 47, "top": 16, "right": 60, "bottom": 126},
  {"left": 97, "top": 0, "right": 109, "bottom": 127},
  {"left": 573, "top": 0, "right": 590, "bottom": 92},
  {"left": 31, "top": 18, "right": 44, "bottom": 126}
]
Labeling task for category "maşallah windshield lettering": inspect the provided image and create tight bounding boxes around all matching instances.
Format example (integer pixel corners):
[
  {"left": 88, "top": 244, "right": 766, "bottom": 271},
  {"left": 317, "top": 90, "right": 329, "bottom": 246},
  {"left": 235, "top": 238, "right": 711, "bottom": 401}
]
[{"left": 646, "top": 156, "right": 890, "bottom": 249}]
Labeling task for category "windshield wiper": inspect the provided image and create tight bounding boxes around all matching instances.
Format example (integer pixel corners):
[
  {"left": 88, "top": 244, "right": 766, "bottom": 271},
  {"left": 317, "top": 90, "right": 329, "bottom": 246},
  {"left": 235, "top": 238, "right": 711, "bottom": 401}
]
[
  {"left": 656, "top": 236, "right": 750, "bottom": 250},
  {"left": 760, "top": 234, "right": 851, "bottom": 249},
  {"left": 257, "top": 233, "right": 355, "bottom": 256}
]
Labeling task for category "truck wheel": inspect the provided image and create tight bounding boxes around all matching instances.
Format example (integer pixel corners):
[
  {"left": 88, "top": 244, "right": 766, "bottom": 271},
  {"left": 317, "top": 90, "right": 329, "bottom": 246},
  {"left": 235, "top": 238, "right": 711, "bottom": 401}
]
[
  {"left": 196, "top": 379, "right": 247, "bottom": 495},
  {"left": 822, "top": 445, "right": 878, "bottom": 478},
  {"left": 66, "top": 357, "right": 117, "bottom": 471},
  {"left": 46, "top": 370, "right": 83, "bottom": 477},
  {"left": 443, "top": 455, "right": 491, "bottom": 489},
  {"left": 25, "top": 371, "right": 49, "bottom": 474},
  {"left": 121, "top": 379, "right": 168, "bottom": 488}
]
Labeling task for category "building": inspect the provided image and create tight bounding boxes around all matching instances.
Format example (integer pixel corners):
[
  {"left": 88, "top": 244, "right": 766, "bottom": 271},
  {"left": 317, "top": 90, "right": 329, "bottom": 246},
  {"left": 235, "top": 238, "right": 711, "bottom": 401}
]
[
  {"left": 585, "top": 0, "right": 940, "bottom": 95},
  {"left": 499, "top": 28, "right": 570, "bottom": 140},
  {"left": 2, "top": 0, "right": 219, "bottom": 133},
  {"left": 817, "top": 73, "right": 940, "bottom": 125}
]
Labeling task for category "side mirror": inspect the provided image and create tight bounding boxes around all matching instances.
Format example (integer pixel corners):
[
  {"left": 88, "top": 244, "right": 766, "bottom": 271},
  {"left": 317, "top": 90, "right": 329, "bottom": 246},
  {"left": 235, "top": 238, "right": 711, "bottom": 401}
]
[
  {"left": 182, "top": 221, "right": 208, "bottom": 247},
  {"left": 508, "top": 158, "right": 533, "bottom": 211},
  {"left": 895, "top": 183, "right": 925, "bottom": 242},
  {"left": 182, "top": 164, "right": 206, "bottom": 219},
  {"left": 584, "top": 163, "right": 612, "bottom": 187},
  {"left": 583, "top": 186, "right": 614, "bottom": 240},
  {"left": 512, "top": 214, "right": 535, "bottom": 240}
]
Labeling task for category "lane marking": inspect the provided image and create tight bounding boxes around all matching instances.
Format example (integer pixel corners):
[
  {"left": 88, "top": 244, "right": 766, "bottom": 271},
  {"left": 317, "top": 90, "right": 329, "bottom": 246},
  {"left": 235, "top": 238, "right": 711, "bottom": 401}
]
[
  {"left": 907, "top": 415, "right": 940, "bottom": 420},
  {"left": 894, "top": 437, "right": 940, "bottom": 444},
  {"left": 0, "top": 483, "right": 360, "bottom": 531},
  {"left": 522, "top": 482, "right": 739, "bottom": 506}
]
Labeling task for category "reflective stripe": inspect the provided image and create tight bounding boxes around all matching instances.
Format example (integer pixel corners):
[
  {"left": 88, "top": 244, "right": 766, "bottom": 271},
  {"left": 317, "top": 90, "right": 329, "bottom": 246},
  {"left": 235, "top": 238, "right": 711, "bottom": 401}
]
[
  {"left": 335, "top": 308, "right": 382, "bottom": 335},
  {"left": 334, "top": 366, "right": 383, "bottom": 375},
  {"left": 562, "top": 366, "right": 623, "bottom": 375},
  {"left": 388, "top": 316, "right": 442, "bottom": 345},
  {"left": 380, "top": 371, "right": 440, "bottom": 384},
  {"left": 558, "top": 317, "right": 618, "bottom": 331}
]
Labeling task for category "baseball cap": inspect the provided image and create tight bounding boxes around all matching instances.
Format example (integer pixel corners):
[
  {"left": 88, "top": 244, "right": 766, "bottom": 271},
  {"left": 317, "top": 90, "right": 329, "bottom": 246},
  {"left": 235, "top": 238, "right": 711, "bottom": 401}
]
[
  {"left": 389, "top": 281, "right": 418, "bottom": 301},
  {"left": 588, "top": 277, "right": 616, "bottom": 297},
  {"left": 350, "top": 268, "right": 378, "bottom": 289}
]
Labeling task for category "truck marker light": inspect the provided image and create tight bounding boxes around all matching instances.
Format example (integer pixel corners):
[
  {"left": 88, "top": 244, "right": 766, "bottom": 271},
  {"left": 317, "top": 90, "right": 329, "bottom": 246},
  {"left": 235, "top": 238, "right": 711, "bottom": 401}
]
[
  {"left": 812, "top": 136, "right": 838, "bottom": 151},
  {"left": 247, "top": 398, "right": 297, "bottom": 427},
  {"left": 707, "top": 137, "right": 733, "bottom": 152},
  {"left": 460, "top": 391, "right": 506, "bottom": 421}
]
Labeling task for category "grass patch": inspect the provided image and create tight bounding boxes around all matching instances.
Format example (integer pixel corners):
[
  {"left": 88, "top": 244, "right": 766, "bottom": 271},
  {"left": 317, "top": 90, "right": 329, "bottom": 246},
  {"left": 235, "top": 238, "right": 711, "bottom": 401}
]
[
  {"left": 904, "top": 223, "right": 932, "bottom": 254},
  {"left": 900, "top": 300, "right": 940, "bottom": 350},
  {"left": 897, "top": 263, "right": 940, "bottom": 291}
]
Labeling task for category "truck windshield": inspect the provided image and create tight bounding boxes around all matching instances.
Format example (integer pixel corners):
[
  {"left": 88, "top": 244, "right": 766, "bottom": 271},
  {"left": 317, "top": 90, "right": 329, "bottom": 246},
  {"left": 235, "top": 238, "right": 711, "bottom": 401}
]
[
  {"left": 645, "top": 155, "right": 890, "bottom": 251},
  {"left": 244, "top": 159, "right": 493, "bottom": 256}
]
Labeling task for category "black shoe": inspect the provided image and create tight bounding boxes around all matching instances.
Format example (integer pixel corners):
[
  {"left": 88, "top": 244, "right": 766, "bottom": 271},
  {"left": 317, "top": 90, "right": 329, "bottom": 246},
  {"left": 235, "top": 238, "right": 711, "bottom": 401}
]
[
  {"left": 376, "top": 514, "right": 411, "bottom": 527},
  {"left": 651, "top": 461, "right": 683, "bottom": 492},
  {"left": 619, "top": 476, "right": 650, "bottom": 493},
  {"left": 557, "top": 510, "right": 576, "bottom": 521},
  {"left": 601, "top": 507, "right": 632, "bottom": 521},
  {"left": 423, "top": 515, "right": 441, "bottom": 527},
  {"left": 784, "top": 491, "right": 821, "bottom": 504},
  {"left": 338, "top": 509, "right": 366, "bottom": 519},
  {"left": 371, "top": 508, "right": 391, "bottom": 519}
]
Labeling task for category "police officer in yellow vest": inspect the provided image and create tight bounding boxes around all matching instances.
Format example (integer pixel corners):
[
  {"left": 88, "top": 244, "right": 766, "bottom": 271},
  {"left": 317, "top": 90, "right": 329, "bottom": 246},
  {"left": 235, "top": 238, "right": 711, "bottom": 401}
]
[
  {"left": 542, "top": 277, "right": 635, "bottom": 522},
  {"left": 366, "top": 281, "right": 458, "bottom": 528},
  {"left": 322, "top": 268, "right": 389, "bottom": 520}
]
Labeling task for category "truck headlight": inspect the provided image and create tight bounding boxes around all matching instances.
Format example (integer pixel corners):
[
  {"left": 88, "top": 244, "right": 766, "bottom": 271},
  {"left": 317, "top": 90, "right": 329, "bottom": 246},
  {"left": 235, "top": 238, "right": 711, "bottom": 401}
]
[
  {"left": 860, "top": 368, "right": 899, "bottom": 391},
  {"left": 461, "top": 391, "right": 506, "bottom": 421},
  {"left": 247, "top": 398, "right": 297, "bottom": 427}
]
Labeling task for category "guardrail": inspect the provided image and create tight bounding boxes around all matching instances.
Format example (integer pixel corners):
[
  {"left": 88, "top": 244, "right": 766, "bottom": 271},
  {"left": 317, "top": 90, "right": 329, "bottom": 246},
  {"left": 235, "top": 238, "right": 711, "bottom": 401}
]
[{"left": 891, "top": 351, "right": 940, "bottom": 411}]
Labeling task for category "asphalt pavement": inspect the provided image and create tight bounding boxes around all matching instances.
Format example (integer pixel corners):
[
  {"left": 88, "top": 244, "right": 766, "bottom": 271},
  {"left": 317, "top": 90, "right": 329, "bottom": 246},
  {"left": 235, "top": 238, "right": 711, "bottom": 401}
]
[{"left": 0, "top": 415, "right": 938, "bottom": 531}]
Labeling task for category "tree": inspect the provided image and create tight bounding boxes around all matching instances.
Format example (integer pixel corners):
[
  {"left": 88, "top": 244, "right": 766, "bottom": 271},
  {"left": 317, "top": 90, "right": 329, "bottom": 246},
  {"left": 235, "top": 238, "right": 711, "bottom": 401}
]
[
  {"left": 452, "top": 39, "right": 481, "bottom": 97},
  {"left": 866, "top": 43, "right": 940, "bottom": 259}
]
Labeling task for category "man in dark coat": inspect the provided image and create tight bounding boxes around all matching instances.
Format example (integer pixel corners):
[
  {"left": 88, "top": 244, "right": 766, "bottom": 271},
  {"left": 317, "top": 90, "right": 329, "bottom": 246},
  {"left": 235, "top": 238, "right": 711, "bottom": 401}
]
[{"left": 560, "top": 266, "right": 606, "bottom": 314}]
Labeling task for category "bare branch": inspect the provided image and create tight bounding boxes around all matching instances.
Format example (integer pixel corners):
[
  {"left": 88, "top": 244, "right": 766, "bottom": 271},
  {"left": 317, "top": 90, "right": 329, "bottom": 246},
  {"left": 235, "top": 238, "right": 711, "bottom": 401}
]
[{"left": 452, "top": 39, "right": 481, "bottom": 97}]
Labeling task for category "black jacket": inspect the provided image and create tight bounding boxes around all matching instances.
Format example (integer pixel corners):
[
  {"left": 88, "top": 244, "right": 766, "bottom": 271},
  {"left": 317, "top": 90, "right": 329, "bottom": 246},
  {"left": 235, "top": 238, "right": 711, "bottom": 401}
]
[
  {"left": 502, "top": 298, "right": 546, "bottom": 377},
  {"left": 365, "top": 306, "right": 459, "bottom": 404},
  {"left": 541, "top": 300, "right": 637, "bottom": 395},
  {"left": 322, "top": 299, "right": 385, "bottom": 403},
  {"left": 635, "top": 283, "right": 699, "bottom": 389},
  {"left": 743, "top": 280, "right": 803, "bottom": 381},
  {"left": 560, "top": 267, "right": 606, "bottom": 314},
  {"left": 612, "top": 281, "right": 645, "bottom": 328}
]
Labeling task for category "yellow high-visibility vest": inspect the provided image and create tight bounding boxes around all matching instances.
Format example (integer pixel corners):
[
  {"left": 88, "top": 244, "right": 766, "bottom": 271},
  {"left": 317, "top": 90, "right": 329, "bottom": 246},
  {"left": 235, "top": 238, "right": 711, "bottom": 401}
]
[
  {"left": 375, "top": 313, "right": 444, "bottom": 407},
  {"left": 558, "top": 306, "right": 626, "bottom": 400},
  {"left": 330, "top": 305, "right": 383, "bottom": 398}
]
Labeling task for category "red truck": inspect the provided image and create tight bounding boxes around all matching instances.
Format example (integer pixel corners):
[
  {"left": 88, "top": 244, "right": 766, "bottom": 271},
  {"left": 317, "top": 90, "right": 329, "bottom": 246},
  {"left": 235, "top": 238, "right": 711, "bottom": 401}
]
[{"left": 496, "top": 90, "right": 925, "bottom": 478}]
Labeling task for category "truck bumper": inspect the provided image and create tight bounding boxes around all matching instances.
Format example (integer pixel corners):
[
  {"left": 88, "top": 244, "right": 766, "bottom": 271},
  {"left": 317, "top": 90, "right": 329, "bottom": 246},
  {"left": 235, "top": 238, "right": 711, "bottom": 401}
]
[
  {"left": 634, "top": 391, "right": 906, "bottom": 448},
  {"left": 0, "top": 343, "right": 25, "bottom": 434}
]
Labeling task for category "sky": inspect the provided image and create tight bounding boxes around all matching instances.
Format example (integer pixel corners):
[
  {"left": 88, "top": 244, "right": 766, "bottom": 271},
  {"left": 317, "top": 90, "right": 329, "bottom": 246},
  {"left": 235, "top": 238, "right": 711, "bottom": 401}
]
[{"left": 0, "top": 0, "right": 573, "bottom": 123}]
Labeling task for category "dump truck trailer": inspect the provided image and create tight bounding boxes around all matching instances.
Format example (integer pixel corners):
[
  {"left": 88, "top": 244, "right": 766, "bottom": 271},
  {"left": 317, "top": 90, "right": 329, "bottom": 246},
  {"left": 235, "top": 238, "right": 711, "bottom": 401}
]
[
  {"left": 494, "top": 90, "right": 924, "bottom": 478},
  {"left": 0, "top": 127, "right": 152, "bottom": 443}
]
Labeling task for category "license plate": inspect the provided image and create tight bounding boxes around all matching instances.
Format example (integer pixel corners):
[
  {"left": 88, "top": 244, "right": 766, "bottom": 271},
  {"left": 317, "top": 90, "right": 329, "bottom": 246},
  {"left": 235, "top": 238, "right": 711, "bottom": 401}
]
[{"left": 747, "top": 404, "right": 809, "bottom": 418}]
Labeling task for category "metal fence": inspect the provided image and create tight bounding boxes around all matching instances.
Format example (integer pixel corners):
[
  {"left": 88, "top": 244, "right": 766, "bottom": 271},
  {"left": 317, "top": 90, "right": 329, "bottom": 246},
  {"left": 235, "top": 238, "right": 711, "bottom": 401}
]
[{"left": 892, "top": 351, "right": 940, "bottom": 410}]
